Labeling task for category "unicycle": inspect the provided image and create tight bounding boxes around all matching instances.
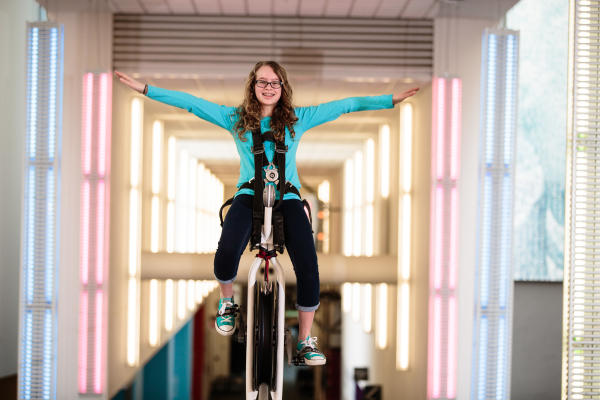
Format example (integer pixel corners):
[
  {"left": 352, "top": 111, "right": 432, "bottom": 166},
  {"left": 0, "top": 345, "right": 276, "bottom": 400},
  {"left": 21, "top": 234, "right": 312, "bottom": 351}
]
[{"left": 244, "top": 183, "right": 287, "bottom": 400}]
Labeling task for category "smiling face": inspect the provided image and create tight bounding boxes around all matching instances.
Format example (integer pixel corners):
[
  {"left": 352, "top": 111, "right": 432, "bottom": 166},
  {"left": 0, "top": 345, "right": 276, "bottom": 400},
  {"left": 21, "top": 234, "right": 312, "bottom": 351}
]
[{"left": 254, "top": 65, "right": 283, "bottom": 109}]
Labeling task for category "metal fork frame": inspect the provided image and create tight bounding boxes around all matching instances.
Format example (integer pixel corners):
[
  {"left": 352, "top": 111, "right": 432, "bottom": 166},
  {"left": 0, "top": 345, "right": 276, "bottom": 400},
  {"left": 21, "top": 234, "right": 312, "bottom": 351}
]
[{"left": 245, "top": 205, "right": 286, "bottom": 400}]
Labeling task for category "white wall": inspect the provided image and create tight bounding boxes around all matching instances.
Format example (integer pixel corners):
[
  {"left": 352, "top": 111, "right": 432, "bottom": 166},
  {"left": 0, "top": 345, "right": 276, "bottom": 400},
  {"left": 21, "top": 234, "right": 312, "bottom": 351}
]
[
  {"left": 434, "top": 17, "right": 499, "bottom": 400},
  {"left": 0, "top": 0, "right": 42, "bottom": 378}
]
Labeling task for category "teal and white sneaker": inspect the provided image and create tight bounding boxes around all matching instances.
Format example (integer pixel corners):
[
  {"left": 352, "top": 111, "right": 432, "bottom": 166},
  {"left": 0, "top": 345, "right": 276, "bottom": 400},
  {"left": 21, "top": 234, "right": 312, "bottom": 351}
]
[
  {"left": 215, "top": 297, "right": 238, "bottom": 336},
  {"left": 296, "top": 336, "right": 326, "bottom": 366}
]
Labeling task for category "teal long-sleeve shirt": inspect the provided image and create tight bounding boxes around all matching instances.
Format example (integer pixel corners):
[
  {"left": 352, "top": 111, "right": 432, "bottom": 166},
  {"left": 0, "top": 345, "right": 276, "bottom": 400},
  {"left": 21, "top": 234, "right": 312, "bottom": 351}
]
[{"left": 146, "top": 86, "right": 394, "bottom": 200}]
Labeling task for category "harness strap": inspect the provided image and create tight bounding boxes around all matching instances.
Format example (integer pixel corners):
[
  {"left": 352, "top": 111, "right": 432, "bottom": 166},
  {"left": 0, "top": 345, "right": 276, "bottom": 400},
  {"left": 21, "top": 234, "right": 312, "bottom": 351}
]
[{"left": 239, "top": 181, "right": 300, "bottom": 198}]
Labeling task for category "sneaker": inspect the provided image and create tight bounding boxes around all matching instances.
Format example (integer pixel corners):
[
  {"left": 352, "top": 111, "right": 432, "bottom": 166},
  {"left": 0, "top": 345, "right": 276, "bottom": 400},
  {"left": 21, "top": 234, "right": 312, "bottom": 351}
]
[
  {"left": 296, "top": 336, "right": 326, "bottom": 366},
  {"left": 215, "top": 297, "right": 238, "bottom": 336}
]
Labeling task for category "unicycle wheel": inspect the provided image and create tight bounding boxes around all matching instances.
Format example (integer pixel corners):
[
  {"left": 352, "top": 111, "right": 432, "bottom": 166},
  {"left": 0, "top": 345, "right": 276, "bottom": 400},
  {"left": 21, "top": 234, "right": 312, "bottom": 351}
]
[{"left": 254, "top": 284, "right": 276, "bottom": 390}]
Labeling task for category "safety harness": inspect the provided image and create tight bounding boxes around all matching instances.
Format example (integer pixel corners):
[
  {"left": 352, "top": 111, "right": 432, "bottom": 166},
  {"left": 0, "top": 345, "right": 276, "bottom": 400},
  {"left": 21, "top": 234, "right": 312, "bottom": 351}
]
[{"left": 219, "top": 128, "right": 310, "bottom": 254}]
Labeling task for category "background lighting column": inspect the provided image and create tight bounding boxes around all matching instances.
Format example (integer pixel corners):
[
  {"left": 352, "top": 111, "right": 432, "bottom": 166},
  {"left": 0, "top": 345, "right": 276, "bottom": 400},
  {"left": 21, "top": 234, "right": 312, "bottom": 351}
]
[
  {"left": 126, "top": 97, "right": 143, "bottom": 367},
  {"left": 78, "top": 72, "right": 112, "bottom": 395},
  {"left": 427, "top": 76, "right": 461, "bottom": 400},
  {"left": 397, "top": 103, "right": 414, "bottom": 371},
  {"left": 19, "top": 22, "right": 64, "bottom": 400},
  {"left": 562, "top": 1, "right": 600, "bottom": 398},
  {"left": 471, "top": 29, "right": 519, "bottom": 400}
]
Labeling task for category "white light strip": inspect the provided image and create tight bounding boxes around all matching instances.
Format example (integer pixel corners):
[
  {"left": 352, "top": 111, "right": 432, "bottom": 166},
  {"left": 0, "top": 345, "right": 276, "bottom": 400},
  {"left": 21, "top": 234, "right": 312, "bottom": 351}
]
[
  {"left": 149, "top": 280, "right": 159, "bottom": 347},
  {"left": 352, "top": 282, "right": 361, "bottom": 322},
  {"left": 472, "top": 29, "right": 518, "bottom": 400},
  {"left": 353, "top": 151, "right": 363, "bottom": 256},
  {"left": 177, "top": 280, "right": 186, "bottom": 320},
  {"left": 126, "top": 278, "right": 139, "bottom": 366},
  {"left": 342, "top": 282, "right": 352, "bottom": 313},
  {"left": 152, "top": 121, "right": 163, "bottom": 195},
  {"left": 362, "top": 284, "right": 372, "bottom": 333},
  {"left": 380, "top": 124, "right": 390, "bottom": 198},
  {"left": 165, "top": 279, "right": 174, "bottom": 331},
  {"left": 20, "top": 24, "right": 63, "bottom": 399},
  {"left": 126, "top": 97, "right": 143, "bottom": 367},
  {"left": 376, "top": 283, "right": 388, "bottom": 349},
  {"left": 343, "top": 159, "right": 354, "bottom": 256},
  {"left": 397, "top": 102, "right": 414, "bottom": 371}
]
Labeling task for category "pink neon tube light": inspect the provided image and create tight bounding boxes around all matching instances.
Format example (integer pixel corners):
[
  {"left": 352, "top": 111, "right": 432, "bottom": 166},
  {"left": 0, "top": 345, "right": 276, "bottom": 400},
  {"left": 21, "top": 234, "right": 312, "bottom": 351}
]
[
  {"left": 447, "top": 296, "right": 457, "bottom": 398},
  {"left": 98, "top": 73, "right": 109, "bottom": 176},
  {"left": 96, "top": 181, "right": 105, "bottom": 285},
  {"left": 78, "top": 291, "right": 88, "bottom": 393},
  {"left": 450, "top": 78, "right": 461, "bottom": 180},
  {"left": 81, "top": 181, "right": 90, "bottom": 285},
  {"left": 434, "top": 187, "right": 443, "bottom": 290},
  {"left": 449, "top": 188, "right": 458, "bottom": 290},
  {"left": 94, "top": 291, "right": 103, "bottom": 393},
  {"left": 436, "top": 78, "right": 446, "bottom": 180},
  {"left": 83, "top": 73, "right": 93, "bottom": 175},
  {"left": 432, "top": 296, "right": 442, "bottom": 398},
  {"left": 428, "top": 76, "right": 461, "bottom": 400}
]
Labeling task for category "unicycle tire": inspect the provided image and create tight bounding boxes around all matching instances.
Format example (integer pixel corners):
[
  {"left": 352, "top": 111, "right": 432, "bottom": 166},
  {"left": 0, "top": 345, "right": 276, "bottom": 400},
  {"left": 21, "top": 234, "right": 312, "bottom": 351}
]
[{"left": 254, "top": 284, "right": 276, "bottom": 390}]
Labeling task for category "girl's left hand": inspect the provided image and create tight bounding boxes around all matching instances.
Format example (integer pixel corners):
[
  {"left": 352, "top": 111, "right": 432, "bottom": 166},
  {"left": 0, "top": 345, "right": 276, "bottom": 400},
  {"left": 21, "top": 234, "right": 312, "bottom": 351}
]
[{"left": 393, "top": 87, "right": 420, "bottom": 105}]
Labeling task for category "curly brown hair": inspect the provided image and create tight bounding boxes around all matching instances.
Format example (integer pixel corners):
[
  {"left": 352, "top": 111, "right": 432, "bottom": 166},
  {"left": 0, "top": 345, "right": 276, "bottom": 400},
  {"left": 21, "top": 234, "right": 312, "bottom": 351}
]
[{"left": 233, "top": 61, "right": 298, "bottom": 142}]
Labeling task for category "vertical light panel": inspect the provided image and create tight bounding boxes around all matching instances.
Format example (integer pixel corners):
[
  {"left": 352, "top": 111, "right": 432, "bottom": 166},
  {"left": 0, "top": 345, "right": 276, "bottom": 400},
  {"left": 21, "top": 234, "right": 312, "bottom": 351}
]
[
  {"left": 165, "top": 279, "right": 174, "bottom": 331},
  {"left": 362, "top": 284, "right": 372, "bottom": 333},
  {"left": 365, "top": 139, "right": 375, "bottom": 257},
  {"left": 379, "top": 124, "right": 391, "bottom": 198},
  {"left": 471, "top": 29, "right": 519, "bottom": 400},
  {"left": 397, "top": 103, "right": 414, "bottom": 371},
  {"left": 376, "top": 283, "right": 388, "bottom": 350},
  {"left": 427, "top": 76, "right": 461, "bottom": 399},
  {"left": 343, "top": 159, "right": 354, "bottom": 256},
  {"left": 78, "top": 72, "right": 112, "bottom": 395},
  {"left": 166, "top": 136, "right": 176, "bottom": 253},
  {"left": 19, "top": 22, "right": 63, "bottom": 400},
  {"left": 562, "top": 2, "right": 600, "bottom": 399},
  {"left": 151, "top": 121, "right": 163, "bottom": 253},
  {"left": 127, "top": 98, "right": 143, "bottom": 367},
  {"left": 149, "top": 280, "right": 160, "bottom": 347},
  {"left": 317, "top": 180, "right": 330, "bottom": 253},
  {"left": 353, "top": 151, "right": 363, "bottom": 256}
]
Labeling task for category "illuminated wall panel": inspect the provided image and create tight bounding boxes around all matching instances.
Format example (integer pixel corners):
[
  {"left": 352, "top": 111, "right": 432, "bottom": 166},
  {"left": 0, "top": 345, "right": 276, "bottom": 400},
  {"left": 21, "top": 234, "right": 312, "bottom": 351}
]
[
  {"left": 78, "top": 72, "right": 112, "bottom": 394},
  {"left": 471, "top": 29, "right": 519, "bottom": 400},
  {"left": 562, "top": 2, "right": 600, "bottom": 398},
  {"left": 127, "top": 98, "right": 143, "bottom": 367},
  {"left": 397, "top": 103, "right": 413, "bottom": 371},
  {"left": 18, "top": 22, "right": 64, "bottom": 400},
  {"left": 427, "top": 76, "right": 461, "bottom": 400}
]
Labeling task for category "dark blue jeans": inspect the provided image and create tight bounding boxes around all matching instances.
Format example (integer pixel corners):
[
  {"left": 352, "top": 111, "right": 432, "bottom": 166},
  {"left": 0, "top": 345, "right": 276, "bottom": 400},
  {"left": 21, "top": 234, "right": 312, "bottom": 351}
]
[{"left": 214, "top": 194, "right": 320, "bottom": 311}]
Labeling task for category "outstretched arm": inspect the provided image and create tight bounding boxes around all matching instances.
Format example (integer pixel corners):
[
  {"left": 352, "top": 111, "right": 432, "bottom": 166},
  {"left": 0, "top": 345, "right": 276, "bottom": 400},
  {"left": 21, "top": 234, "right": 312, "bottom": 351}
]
[
  {"left": 297, "top": 86, "right": 420, "bottom": 132},
  {"left": 393, "top": 87, "right": 420, "bottom": 105},
  {"left": 114, "top": 70, "right": 235, "bottom": 131},
  {"left": 115, "top": 70, "right": 146, "bottom": 93}
]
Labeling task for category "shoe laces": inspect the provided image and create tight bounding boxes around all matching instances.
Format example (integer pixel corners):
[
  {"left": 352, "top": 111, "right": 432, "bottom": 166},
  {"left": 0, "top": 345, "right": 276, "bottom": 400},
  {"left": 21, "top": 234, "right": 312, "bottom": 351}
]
[
  {"left": 218, "top": 299, "right": 237, "bottom": 323},
  {"left": 300, "top": 336, "right": 319, "bottom": 350}
]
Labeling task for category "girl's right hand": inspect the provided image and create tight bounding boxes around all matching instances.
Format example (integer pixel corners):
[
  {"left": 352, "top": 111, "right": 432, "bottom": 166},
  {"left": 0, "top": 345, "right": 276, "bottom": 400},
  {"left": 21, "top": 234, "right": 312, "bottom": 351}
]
[{"left": 114, "top": 70, "right": 146, "bottom": 94}]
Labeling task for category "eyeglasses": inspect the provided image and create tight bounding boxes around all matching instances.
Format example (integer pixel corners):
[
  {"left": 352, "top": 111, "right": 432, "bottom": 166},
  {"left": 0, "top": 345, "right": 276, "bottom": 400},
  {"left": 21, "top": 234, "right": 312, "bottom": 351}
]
[{"left": 255, "top": 80, "right": 283, "bottom": 89}]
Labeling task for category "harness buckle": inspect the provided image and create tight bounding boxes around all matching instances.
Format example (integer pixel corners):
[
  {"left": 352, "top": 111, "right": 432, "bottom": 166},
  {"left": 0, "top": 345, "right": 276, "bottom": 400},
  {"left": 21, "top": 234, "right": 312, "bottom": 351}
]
[{"left": 251, "top": 145, "right": 265, "bottom": 155}]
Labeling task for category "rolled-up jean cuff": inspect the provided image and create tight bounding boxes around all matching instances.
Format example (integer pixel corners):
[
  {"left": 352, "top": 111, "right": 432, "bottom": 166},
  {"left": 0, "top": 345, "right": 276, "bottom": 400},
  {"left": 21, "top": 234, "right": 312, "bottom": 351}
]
[
  {"left": 296, "top": 302, "right": 320, "bottom": 312},
  {"left": 215, "top": 276, "right": 236, "bottom": 284}
]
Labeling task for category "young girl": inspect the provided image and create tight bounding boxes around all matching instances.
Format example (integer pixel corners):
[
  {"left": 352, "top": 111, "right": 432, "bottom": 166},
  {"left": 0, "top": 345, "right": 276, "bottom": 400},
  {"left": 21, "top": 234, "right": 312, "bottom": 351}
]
[{"left": 115, "top": 62, "right": 418, "bottom": 366}]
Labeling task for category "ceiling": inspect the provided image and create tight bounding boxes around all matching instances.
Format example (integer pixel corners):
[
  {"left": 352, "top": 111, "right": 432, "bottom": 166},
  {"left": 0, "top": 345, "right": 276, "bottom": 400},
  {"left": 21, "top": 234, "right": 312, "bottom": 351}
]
[{"left": 44, "top": 0, "right": 519, "bottom": 20}]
